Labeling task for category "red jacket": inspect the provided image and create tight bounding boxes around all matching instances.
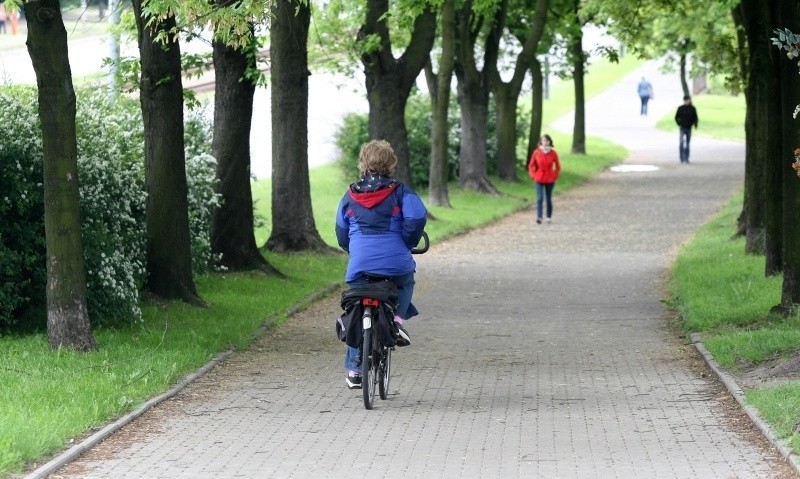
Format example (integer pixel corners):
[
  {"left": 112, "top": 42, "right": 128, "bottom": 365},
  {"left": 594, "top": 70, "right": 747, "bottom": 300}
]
[{"left": 528, "top": 147, "right": 561, "bottom": 184}]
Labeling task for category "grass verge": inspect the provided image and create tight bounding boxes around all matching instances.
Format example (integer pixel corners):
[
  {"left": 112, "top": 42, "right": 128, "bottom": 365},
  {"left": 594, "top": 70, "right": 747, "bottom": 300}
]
[
  {"left": 671, "top": 191, "right": 800, "bottom": 453},
  {"left": 667, "top": 84, "right": 800, "bottom": 455}
]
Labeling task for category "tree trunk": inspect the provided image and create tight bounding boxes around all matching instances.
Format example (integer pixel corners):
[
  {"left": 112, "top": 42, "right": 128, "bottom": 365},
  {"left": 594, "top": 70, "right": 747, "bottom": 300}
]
[
  {"left": 679, "top": 53, "right": 690, "bottom": 98},
  {"left": 25, "top": 0, "right": 96, "bottom": 350},
  {"left": 456, "top": 75, "right": 498, "bottom": 194},
  {"left": 454, "top": 0, "right": 497, "bottom": 194},
  {"left": 426, "top": 0, "right": 456, "bottom": 208},
  {"left": 359, "top": 0, "right": 437, "bottom": 186},
  {"left": 570, "top": 22, "right": 586, "bottom": 155},
  {"left": 733, "top": 4, "right": 748, "bottom": 240},
  {"left": 132, "top": 0, "right": 202, "bottom": 305},
  {"left": 763, "top": 0, "right": 783, "bottom": 276},
  {"left": 740, "top": 0, "right": 768, "bottom": 256},
  {"left": 211, "top": 38, "right": 283, "bottom": 274},
  {"left": 528, "top": 58, "right": 544, "bottom": 160},
  {"left": 494, "top": 87, "right": 519, "bottom": 181},
  {"left": 777, "top": 0, "right": 800, "bottom": 313},
  {"left": 267, "top": 0, "right": 330, "bottom": 253}
]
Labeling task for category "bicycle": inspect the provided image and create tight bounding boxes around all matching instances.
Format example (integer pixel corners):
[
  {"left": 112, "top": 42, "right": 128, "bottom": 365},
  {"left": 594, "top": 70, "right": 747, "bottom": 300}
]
[{"left": 353, "top": 232, "right": 429, "bottom": 410}]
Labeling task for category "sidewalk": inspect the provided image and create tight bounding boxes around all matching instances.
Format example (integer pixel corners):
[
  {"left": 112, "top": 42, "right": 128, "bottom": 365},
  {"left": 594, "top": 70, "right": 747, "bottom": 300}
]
[{"left": 22, "top": 61, "right": 799, "bottom": 479}]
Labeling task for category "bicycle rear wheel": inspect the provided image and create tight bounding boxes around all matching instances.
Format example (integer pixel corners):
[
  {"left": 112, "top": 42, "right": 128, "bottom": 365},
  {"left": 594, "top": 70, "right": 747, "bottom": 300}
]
[
  {"left": 378, "top": 347, "right": 391, "bottom": 400},
  {"left": 361, "top": 311, "right": 377, "bottom": 410}
]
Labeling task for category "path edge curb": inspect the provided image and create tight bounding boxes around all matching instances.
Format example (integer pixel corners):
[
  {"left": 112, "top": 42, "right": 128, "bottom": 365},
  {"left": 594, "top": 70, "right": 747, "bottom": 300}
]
[
  {"left": 21, "top": 282, "right": 343, "bottom": 479},
  {"left": 690, "top": 332, "right": 800, "bottom": 475},
  {"left": 22, "top": 349, "right": 234, "bottom": 479}
]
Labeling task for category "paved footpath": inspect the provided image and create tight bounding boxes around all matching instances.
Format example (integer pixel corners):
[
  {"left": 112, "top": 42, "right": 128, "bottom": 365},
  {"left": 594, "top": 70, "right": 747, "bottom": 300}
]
[{"left": 27, "top": 62, "right": 799, "bottom": 478}]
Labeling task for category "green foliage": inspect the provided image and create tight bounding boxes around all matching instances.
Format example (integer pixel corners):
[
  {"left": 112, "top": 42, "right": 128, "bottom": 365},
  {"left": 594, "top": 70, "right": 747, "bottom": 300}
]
[
  {"left": 334, "top": 111, "right": 370, "bottom": 182},
  {"left": 334, "top": 90, "right": 506, "bottom": 190},
  {"left": 0, "top": 87, "right": 218, "bottom": 331},
  {"left": 584, "top": 0, "right": 740, "bottom": 86},
  {"left": 771, "top": 28, "right": 800, "bottom": 120},
  {"left": 0, "top": 87, "right": 46, "bottom": 331}
]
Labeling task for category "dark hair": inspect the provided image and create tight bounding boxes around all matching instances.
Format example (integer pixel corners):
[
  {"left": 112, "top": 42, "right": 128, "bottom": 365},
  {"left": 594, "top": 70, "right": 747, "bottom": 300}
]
[
  {"left": 539, "top": 134, "right": 554, "bottom": 147},
  {"left": 683, "top": 95, "right": 691, "bottom": 101}
]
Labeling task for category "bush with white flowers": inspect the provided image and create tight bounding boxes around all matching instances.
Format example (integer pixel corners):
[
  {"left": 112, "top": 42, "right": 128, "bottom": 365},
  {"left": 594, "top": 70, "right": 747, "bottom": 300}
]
[{"left": 0, "top": 86, "right": 219, "bottom": 330}]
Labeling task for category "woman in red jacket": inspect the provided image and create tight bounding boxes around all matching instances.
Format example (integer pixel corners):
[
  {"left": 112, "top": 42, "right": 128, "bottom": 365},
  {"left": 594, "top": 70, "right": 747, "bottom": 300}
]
[{"left": 527, "top": 134, "right": 561, "bottom": 224}]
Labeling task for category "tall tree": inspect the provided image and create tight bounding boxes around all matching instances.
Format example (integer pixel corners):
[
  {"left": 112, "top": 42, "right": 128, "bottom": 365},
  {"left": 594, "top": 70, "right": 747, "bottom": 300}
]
[
  {"left": 776, "top": 0, "right": 800, "bottom": 312},
  {"left": 454, "top": 0, "right": 500, "bottom": 194},
  {"left": 488, "top": 0, "right": 548, "bottom": 181},
  {"left": 211, "top": 35, "right": 284, "bottom": 272},
  {"left": 267, "top": 0, "right": 330, "bottom": 252},
  {"left": 131, "top": 0, "right": 202, "bottom": 305},
  {"left": 761, "top": 0, "right": 784, "bottom": 276},
  {"left": 738, "top": 0, "right": 781, "bottom": 267},
  {"left": 425, "top": 0, "right": 456, "bottom": 207},
  {"left": 527, "top": 56, "right": 545, "bottom": 159},
  {"left": 567, "top": 0, "right": 585, "bottom": 154},
  {"left": 359, "top": 0, "right": 437, "bottom": 185},
  {"left": 25, "top": 0, "right": 96, "bottom": 350}
]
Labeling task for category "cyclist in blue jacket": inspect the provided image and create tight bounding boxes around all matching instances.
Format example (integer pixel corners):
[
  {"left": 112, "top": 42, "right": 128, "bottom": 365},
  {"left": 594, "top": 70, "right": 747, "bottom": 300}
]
[{"left": 335, "top": 139, "right": 427, "bottom": 389}]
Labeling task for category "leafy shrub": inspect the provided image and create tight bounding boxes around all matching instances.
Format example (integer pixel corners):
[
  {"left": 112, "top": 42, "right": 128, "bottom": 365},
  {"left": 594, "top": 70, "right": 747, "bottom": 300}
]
[
  {"left": 335, "top": 111, "right": 370, "bottom": 182},
  {"left": 0, "top": 87, "right": 46, "bottom": 330},
  {"left": 0, "top": 86, "right": 218, "bottom": 331}
]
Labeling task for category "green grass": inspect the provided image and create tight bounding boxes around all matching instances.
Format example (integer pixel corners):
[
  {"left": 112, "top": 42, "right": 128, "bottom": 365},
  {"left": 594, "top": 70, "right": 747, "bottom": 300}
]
[
  {"left": 0, "top": 51, "right": 634, "bottom": 478},
  {"left": 747, "top": 383, "right": 800, "bottom": 452},
  {"left": 655, "top": 93, "right": 745, "bottom": 141},
  {"left": 670, "top": 193, "right": 782, "bottom": 337}
]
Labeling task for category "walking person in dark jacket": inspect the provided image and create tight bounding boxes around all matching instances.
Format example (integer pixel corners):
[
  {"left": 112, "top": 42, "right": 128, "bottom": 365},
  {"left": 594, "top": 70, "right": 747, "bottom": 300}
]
[
  {"left": 675, "top": 95, "right": 699, "bottom": 163},
  {"left": 335, "top": 139, "right": 427, "bottom": 389}
]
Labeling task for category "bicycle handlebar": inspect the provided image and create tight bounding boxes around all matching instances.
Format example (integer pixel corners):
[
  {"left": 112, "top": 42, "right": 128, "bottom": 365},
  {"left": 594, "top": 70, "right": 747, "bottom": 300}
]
[{"left": 411, "top": 231, "right": 429, "bottom": 254}]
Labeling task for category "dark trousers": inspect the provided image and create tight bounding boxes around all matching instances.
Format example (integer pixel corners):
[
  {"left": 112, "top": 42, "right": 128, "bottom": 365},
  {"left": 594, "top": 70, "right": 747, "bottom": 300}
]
[
  {"left": 639, "top": 95, "right": 650, "bottom": 115},
  {"left": 679, "top": 126, "right": 692, "bottom": 163},
  {"left": 535, "top": 182, "right": 555, "bottom": 219}
]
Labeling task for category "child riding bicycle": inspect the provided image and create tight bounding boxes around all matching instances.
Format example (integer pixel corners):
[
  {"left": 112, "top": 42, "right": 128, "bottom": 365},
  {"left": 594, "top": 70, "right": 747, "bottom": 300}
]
[{"left": 335, "top": 139, "right": 427, "bottom": 389}]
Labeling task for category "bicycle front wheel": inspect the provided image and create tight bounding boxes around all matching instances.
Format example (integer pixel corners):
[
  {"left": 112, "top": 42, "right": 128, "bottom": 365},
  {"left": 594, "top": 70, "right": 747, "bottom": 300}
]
[{"left": 361, "top": 314, "right": 377, "bottom": 410}]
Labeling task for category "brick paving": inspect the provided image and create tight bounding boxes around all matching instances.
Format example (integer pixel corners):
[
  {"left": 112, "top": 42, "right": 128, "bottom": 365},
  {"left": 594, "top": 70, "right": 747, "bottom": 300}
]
[{"left": 23, "top": 61, "right": 799, "bottom": 479}]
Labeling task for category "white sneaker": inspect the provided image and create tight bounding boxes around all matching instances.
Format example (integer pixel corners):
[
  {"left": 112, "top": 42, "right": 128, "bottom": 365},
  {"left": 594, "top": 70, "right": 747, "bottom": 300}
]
[
  {"left": 395, "top": 324, "right": 411, "bottom": 347},
  {"left": 346, "top": 375, "right": 362, "bottom": 389},
  {"left": 546, "top": 218, "right": 552, "bottom": 224}
]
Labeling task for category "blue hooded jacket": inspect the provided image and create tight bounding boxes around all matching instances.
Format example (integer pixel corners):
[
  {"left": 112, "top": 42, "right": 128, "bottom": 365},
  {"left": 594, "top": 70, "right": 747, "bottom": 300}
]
[{"left": 335, "top": 176, "right": 427, "bottom": 282}]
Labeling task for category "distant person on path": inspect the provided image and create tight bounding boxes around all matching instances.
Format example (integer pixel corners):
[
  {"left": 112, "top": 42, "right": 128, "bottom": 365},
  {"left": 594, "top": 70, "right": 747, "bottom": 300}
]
[
  {"left": 637, "top": 77, "right": 653, "bottom": 116},
  {"left": 0, "top": 4, "right": 7, "bottom": 35},
  {"left": 335, "top": 139, "right": 427, "bottom": 389},
  {"left": 8, "top": 6, "right": 18, "bottom": 35},
  {"left": 675, "top": 95, "right": 699, "bottom": 163},
  {"left": 527, "top": 134, "right": 561, "bottom": 224}
]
